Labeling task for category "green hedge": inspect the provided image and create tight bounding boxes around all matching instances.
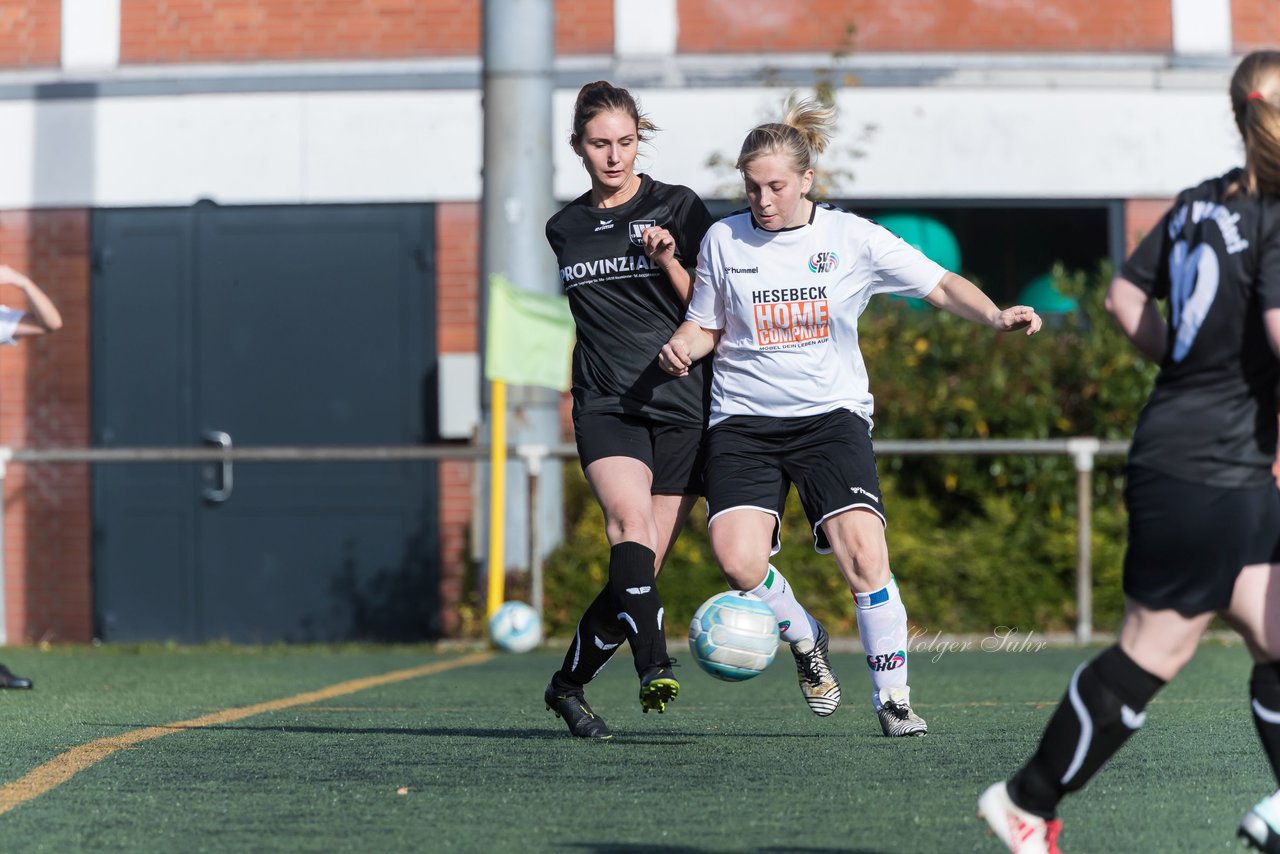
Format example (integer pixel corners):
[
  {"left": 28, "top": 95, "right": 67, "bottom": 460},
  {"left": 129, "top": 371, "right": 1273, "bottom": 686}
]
[{"left": 538, "top": 265, "right": 1158, "bottom": 638}]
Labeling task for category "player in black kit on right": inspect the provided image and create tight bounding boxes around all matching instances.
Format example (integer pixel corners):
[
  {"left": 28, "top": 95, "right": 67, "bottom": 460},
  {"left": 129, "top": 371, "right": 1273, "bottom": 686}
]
[
  {"left": 980, "top": 50, "right": 1280, "bottom": 854},
  {"left": 542, "top": 82, "right": 714, "bottom": 739}
]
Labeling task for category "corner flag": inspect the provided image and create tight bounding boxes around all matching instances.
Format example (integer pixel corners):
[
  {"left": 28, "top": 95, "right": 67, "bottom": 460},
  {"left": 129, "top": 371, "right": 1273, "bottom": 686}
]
[{"left": 484, "top": 273, "right": 574, "bottom": 391}]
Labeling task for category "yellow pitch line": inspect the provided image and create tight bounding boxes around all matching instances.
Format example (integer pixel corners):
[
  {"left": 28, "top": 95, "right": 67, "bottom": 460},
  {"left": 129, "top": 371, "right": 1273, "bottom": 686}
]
[{"left": 0, "top": 651, "right": 494, "bottom": 815}]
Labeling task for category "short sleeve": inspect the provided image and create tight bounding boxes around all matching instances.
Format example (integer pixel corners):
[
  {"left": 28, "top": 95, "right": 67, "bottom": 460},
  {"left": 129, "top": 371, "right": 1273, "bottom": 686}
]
[
  {"left": 1258, "top": 204, "right": 1280, "bottom": 311},
  {"left": 685, "top": 232, "right": 724, "bottom": 329},
  {"left": 672, "top": 189, "right": 715, "bottom": 268},
  {"left": 866, "top": 224, "right": 947, "bottom": 299},
  {"left": 0, "top": 305, "right": 24, "bottom": 345},
  {"left": 1120, "top": 207, "right": 1174, "bottom": 298}
]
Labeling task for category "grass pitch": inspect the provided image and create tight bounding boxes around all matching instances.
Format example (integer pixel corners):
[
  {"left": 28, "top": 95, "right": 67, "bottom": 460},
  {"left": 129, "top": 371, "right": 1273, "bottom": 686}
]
[{"left": 0, "top": 640, "right": 1267, "bottom": 852}]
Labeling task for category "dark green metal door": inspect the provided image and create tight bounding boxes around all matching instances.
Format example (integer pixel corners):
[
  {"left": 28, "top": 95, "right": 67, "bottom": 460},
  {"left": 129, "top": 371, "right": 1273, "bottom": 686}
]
[{"left": 92, "top": 204, "right": 439, "bottom": 642}]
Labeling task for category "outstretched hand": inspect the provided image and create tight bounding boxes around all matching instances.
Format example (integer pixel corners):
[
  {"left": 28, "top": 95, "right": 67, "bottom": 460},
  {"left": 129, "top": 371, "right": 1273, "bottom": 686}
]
[{"left": 997, "top": 305, "right": 1043, "bottom": 335}]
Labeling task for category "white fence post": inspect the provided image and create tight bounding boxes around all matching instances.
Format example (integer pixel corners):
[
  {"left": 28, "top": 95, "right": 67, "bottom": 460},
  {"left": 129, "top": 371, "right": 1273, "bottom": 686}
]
[
  {"left": 517, "top": 444, "right": 549, "bottom": 621},
  {"left": 1067, "top": 438, "right": 1101, "bottom": 645}
]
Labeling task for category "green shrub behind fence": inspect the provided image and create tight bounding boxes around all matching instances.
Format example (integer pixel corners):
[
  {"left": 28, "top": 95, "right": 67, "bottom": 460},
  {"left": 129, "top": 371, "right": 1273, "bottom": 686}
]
[{"left": 538, "top": 266, "right": 1156, "bottom": 638}]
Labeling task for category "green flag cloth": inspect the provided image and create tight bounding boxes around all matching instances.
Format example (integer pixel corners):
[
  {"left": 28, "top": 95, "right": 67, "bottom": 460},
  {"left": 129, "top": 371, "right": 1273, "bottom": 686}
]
[{"left": 484, "top": 273, "right": 575, "bottom": 391}]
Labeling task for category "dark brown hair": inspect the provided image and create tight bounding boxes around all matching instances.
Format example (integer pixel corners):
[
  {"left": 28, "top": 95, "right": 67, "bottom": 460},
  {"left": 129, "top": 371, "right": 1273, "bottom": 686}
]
[
  {"left": 1230, "top": 51, "right": 1280, "bottom": 197},
  {"left": 569, "top": 81, "right": 657, "bottom": 148}
]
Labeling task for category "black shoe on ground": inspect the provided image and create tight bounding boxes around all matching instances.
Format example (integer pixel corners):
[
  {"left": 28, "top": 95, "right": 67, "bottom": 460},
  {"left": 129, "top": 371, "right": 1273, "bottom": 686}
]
[
  {"left": 544, "top": 683, "right": 612, "bottom": 739},
  {"left": 0, "top": 663, "right": 32, "bottom": 689},
  {"left": 639, "top": 659, "right": 679, "bottom": 713}
]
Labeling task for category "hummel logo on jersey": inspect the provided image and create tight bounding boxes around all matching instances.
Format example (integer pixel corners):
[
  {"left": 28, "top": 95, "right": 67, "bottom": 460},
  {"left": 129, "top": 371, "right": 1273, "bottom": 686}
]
[
  {"left": 808, "top": 250, "right": 839, "bottom": 273},
  {"left": 628, "top": 219, "right": 656, "bottom": 246},
  {"left": 850, "top": 485, "right": 880, "bottom": 503},
  {"left": 594, "top": 219, "right": 614, "bottom": 232},
  {"left": 625, "top": 586, "right": 652, "bottom": 595}
]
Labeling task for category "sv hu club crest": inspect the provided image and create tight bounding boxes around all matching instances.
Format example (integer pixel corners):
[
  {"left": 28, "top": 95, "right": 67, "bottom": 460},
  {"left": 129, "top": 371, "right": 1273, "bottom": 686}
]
[{"left": 808, "top": 251, "right": 839, "bottom": 273}]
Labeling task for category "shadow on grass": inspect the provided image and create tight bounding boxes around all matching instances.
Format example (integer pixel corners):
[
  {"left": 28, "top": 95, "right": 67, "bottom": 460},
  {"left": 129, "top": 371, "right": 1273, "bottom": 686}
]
[
  {"left": 563, "top": 846, "right": 883, "bottom": 854},
  {"left": 86, "top": 723, "right": 859, "bottom": 743}
]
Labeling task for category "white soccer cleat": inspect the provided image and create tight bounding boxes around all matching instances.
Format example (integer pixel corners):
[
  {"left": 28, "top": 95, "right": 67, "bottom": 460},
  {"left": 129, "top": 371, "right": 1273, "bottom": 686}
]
[
  {"left": 1240, "top": 789, "right": 1280, "bottom": 852},
  {"left": 876, "top": 685, "right": 927, "bottom": 737},
  {"left": 790, "top": 622, "right": 841, "bottom": 716},
  {"left": 978, "top": 781, "right": 1063, "bottom": 854}
]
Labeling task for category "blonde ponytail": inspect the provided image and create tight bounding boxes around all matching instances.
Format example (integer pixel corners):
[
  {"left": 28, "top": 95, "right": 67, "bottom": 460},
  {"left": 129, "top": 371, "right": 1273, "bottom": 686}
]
[{"left": 735, "top": 93, "right": 837, "bottom": 175}]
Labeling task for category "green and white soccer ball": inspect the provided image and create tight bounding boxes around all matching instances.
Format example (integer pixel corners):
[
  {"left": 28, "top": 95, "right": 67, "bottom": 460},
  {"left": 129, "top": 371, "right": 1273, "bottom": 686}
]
[
  {"left": 688, "top": 590, "right": 779, "bottom": 681},
  {"left": 489, "top": 601, "right": 542, "bottom": 653}
]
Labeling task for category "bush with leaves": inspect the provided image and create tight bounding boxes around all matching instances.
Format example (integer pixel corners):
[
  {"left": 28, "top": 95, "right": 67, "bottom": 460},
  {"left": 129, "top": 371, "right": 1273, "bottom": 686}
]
[{"left": 538, "top": 265, "right": 1157, "bottom": 638}]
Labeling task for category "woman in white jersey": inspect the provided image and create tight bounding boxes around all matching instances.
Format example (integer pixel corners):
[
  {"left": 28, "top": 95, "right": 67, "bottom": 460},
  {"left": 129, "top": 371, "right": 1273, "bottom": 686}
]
[
  {"left": 659, "top": 97, "right": 1041, "bottom": 737},
  {"left": 0, "top": 263, "right": 62, "bottom": 690}
]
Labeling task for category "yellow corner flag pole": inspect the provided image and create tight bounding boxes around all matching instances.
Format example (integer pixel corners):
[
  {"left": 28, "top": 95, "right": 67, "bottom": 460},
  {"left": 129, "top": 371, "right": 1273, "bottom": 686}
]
[{"left": 486, "top": 378, "right": 507, "bottom": 619}]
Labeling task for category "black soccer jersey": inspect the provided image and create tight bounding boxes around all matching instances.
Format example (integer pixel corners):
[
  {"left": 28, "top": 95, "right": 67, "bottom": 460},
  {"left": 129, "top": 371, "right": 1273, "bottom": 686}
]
[
  {"left": 546, "top": 174, "right": 714, "bottom": 426},
  {"left": 1121, "top": 168, "right": 1280, "bottom": 486}
]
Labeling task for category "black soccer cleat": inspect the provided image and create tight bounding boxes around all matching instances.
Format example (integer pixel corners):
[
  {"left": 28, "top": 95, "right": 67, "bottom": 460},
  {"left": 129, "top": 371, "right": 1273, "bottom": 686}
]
[
  {"left": 544, "top": 683, "right": 612, "bottom": 739},
  {"left": 0, "top": 662, "right": 32, "bottom": 690},
  {"left": 638, "top": 659, "right": 680, "bottom": 713}
]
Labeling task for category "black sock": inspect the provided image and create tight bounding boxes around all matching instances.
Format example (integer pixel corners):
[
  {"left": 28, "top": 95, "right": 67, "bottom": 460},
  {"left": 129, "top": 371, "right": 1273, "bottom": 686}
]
[
  {"left": 552, "top": 586, "right": 627, "bottom": 691},
  {"left": 1251, "top": 661, "right": 1280, "bottom": 784},
  {"left": 606, "top": 541, "right": 668, "bottom": 675},
  {"left": 1009, "top": 645, "right": 1165, "bottom": 819}
]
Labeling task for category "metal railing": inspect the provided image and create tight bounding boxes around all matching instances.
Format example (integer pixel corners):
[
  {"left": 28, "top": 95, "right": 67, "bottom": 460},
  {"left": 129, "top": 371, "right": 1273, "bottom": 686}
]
[{"left": 0, "top": 437, "right": 1130, "bottom": 645}]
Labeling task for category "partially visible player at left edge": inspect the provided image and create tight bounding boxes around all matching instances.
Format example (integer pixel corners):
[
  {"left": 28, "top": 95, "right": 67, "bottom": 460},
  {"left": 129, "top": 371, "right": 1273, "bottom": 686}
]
[{"left": 542, "top": 81, "right": 714, "bottom": 737}]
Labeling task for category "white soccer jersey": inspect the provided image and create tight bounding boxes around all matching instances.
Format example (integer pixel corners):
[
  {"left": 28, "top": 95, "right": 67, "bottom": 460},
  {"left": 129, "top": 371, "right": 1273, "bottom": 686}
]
[
  {"left": 0, "top": 305, "right": 23, "bottom": 345},
  {"left": 686, "top": 203, "right": 945, "bottom": 426}
]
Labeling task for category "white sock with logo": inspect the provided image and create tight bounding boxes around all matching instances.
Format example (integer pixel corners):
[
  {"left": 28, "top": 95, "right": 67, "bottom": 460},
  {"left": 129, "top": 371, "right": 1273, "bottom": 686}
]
[
  {"left": 747, "top": 564, "right": 817, "bottom": 645},
  {"left": 855, "top": 576, "right": 909, "bottom": 709}
]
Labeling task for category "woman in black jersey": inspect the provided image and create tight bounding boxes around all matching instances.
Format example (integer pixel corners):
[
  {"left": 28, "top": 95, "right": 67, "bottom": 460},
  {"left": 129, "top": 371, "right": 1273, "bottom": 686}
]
[
  {"left": 981, "top": 51, "right": 1280, "bottom": 854},
  {"left": 541, "top": 82, "right": 714, "bottom": 739}
]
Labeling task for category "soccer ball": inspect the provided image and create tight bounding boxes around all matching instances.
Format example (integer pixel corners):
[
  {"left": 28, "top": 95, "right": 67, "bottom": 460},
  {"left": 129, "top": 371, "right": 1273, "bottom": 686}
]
[
  {"left": 488, "top": 601, "right": 542, "bottom": 653},
  {"left": 688, "top": 591, "right": 780, "bottom": 681}
]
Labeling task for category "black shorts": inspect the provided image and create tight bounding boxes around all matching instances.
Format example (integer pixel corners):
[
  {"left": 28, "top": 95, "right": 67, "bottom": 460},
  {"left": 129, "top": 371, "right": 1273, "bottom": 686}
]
[
  {"left": 574, "top": 411, "right": 704, "bottom": 495},
  {"left": 1123, "top": 464, "right": 1280, "bottom": 615},
  {"left": 704, "top": 410, "right": 885, "bottom": 554}
]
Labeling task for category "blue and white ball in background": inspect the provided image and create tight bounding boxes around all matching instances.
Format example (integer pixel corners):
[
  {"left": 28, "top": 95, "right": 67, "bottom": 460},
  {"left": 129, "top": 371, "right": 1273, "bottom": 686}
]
[
  {"left": 688, "top": 590, "right": 780, "bottom": 681},
  {"left": 489, "top": 601, "right": 542, "bottom": 653}
]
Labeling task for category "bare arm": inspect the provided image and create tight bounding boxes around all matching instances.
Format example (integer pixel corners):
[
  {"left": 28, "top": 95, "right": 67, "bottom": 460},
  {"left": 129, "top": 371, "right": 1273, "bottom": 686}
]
[
  {"left": 658, "top": 320, "right": 721, "bottom": 377},
  {"left": 1105, "top": 275, "right": 1165, "bottom": 362},
  {"left": 923, "top": 271, "right": 1042, "bottom": 334},
  {"left": 1265, "top": 308, "right": 1280, "bottom": 487},
  {"left": 0, "top": 265, "right": 62, "bottom": 336}
]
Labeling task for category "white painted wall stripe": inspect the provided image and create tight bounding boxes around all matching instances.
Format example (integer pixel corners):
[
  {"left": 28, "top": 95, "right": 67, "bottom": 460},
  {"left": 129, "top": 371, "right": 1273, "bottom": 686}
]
[
  {"left": 615, "top": 0, "right": 678, "bottom": 58},
  {"left": 1171, "top": 0, "right": 1232, "bottom": 56},
  {"left": 0, "top": 84, "right": 1243, "bottom": 209},
  {"left": 61, "top": 0, "right": 121, "bottom": 71}
]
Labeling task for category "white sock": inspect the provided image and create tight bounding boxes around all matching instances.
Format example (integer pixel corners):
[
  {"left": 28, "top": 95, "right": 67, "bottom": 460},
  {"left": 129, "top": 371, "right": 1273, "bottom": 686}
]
[
  {"left": 855, "top": 576, "right": 909, "bottom": 708},
  {"left": 747, "top": 564, "right": 817, "bottom": 645}
]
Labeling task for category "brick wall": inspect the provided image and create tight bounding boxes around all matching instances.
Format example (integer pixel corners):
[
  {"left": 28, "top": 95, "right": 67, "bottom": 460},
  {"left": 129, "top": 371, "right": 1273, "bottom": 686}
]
[
  {"left": 1232, "top": 0, "right": 1280, "bottom": 55},
  {"left": 119, "top": 0, "right": 609, "bottom": 63},
  {"left": 677, "top": 0, "right": 1173, "bottom": 53},
  {"left": 436, "top": 202, "right": 479, "bottom": 637},
  {"left": 0, "top": 0, "right": 59, "bottom": 67},
  {"left": 0, "top": 210, "right": 92, "bottom": 644},
  {"left": 1123, "top": 198, "right": 1172, "bottom": 256}
]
